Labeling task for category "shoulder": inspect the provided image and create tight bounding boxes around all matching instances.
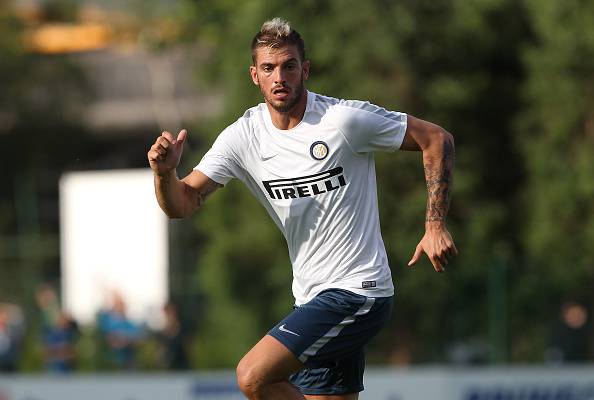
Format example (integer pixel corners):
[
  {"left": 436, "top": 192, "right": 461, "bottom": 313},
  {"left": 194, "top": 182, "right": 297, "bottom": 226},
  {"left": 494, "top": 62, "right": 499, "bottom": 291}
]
[
  {"left": 218, "top": 103, "right": 265, "bottom": 141},
  {"left": 307, "top": 92, "right": 355, "bottom": 127},
  {"left": 227, "top": 103, "right": 268, "bottom": 138},
  {"left": 310, "top": 93, "right": 386, "bottom": 124},
  {"left": 239, "top": 102, "right": 266, "bottom": 124},
  {"left": 329, "top": 97, "right": 406, "bottom": 132},
  {"left": 332, "top": 98, "right": 398, "bottom": 120},
  {"left": 309, "top": 92, "right": 377, "bottom": 112},
  {"left": 308, "top": 92, "right": 344, "bottom": 118}
]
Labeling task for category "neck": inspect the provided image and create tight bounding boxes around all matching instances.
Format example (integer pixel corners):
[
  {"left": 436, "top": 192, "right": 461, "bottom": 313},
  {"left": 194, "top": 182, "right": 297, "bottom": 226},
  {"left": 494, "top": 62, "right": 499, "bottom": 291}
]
[{"left": 267, "top": 89, "right": 308, "bottom": 130}]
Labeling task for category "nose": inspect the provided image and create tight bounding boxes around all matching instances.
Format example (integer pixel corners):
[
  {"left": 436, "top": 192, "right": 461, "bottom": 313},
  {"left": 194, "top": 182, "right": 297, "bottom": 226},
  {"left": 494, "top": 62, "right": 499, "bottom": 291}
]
[{"left": 273, "top": 66, "right": 286, "bottom": 84}]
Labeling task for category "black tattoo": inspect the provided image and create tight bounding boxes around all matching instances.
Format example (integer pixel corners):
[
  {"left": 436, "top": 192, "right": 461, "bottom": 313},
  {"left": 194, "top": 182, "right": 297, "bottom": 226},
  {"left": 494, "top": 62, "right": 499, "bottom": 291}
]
[
  {"left": 424, "top": 136, "right": 454, "bottom": 222},
  {"left": 196, "top": 181, "right": 222, "bottom": 208}
]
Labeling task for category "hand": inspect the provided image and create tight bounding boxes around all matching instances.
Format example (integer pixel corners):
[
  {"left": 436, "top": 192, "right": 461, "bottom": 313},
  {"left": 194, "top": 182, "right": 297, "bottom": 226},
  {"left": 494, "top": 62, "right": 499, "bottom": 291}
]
[
  {"left": 148, "top": 130, "right": 187, "bottom": 176},
  {"left": 408, "top": 222, "right": 458, "bottom": 272}
]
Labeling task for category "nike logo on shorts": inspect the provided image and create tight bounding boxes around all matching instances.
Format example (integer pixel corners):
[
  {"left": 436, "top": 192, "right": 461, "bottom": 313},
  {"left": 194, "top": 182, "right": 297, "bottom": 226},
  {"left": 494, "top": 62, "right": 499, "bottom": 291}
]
[{"left": 279, "top": 324, "right": 300, "bottom": 336}]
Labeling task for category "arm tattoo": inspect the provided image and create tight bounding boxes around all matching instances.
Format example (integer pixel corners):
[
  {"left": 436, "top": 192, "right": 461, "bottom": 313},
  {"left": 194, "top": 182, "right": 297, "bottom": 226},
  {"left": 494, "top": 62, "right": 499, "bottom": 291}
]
[
  {"left": 196, "top": 180, "right": 222, "bottom": 208},
  {"left": 424, "top": 136, "right": 454, "bottom": 222}
]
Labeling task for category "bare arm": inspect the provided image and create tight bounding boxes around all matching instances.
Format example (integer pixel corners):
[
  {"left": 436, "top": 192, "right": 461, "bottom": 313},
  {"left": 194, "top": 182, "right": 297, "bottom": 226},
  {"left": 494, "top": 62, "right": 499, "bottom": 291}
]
[
  {"left": 153, "top": 169, "right": 221, "bottom": 218},
  {"left": 148, "top": 130, "right": 221, "bottom": 218},
  {"left": 401, "top": 115, "right": 458, "bottom": 272}
]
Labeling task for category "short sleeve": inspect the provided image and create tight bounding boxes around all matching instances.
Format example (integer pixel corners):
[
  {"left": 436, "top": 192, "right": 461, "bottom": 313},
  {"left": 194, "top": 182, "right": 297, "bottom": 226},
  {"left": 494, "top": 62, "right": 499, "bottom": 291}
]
[
  {"left": 329, "top": 100, "right": 407, "bottom": 154},
  {"left": 194, "top": 125, "right": 242, "bottom": 185}
]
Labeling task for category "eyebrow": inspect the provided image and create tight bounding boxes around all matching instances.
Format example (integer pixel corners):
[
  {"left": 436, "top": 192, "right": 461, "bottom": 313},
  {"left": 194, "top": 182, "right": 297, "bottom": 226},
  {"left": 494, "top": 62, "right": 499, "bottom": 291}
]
[{"left": 260, "top": 58, "right": 299, "bottom": 67}]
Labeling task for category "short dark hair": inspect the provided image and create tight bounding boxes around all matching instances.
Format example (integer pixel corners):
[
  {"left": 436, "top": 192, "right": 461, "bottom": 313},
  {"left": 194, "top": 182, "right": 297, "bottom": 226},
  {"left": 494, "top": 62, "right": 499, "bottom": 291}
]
[{"left": 251, "top": 18, "right": 306, "bottom": 64}]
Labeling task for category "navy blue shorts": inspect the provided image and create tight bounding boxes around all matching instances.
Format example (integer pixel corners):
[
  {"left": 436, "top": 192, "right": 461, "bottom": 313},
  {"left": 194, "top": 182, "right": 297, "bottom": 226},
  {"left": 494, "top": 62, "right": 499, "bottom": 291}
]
[{"left": 267, "top": 289, "right": 393, "bottom": 395}]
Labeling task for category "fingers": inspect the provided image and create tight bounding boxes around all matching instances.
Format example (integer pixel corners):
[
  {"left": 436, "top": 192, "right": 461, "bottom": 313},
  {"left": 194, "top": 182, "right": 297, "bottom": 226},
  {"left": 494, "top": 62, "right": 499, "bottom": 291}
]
[
  {"left": 430, "top": 253, "right": 445, "bottom": 273},
  {"left": 147, "top": 129, "right": 188, "bottom": 174},
  {"left": 148, "top": 130, "right": 182, "bottom": 162},
  {"left": 148, "top": 140, "right": 168, "bottom": 162},
  {"left": 449, "top": 242, "right": 459, "bottom": 257},
  {"left": 408, "top": 234, "right": 458, "bottom": 273},
  {"left": 157, "top": 133, "right": 173, "bottom": 150},
  {"left": 161, "top": 131, "right": 174, "bottom": 142},
  {"left": 155, "top": 130, "right": 187, "bottom": 153},
  {"left": 407, "top": 245, "right": 423, "bottom": 267},
  {"left": 408, "top": 242, "right": 444, "bottom": 271},
  {"left": 432, "top": 241, "right": 453, "bottom": 272},
  {"left": 177, "top": 129, "right": 187, "bottom": 144},
  {"left": 162, "top": 129, "right": 187, "bottom": 145}
]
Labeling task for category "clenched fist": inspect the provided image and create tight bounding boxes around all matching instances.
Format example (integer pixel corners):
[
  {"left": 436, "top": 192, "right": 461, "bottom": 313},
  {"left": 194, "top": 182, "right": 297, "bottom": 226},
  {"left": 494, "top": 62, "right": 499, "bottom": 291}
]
[{"left": 148, "top": 130, "right": 187, "bottom": 176}]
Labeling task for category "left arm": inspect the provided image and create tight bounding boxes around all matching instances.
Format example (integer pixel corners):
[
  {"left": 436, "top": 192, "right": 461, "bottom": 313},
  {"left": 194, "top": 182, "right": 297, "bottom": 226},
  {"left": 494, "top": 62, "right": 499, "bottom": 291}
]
[{"left": 401, "top": 115, "right": 458, "bottom": 272}]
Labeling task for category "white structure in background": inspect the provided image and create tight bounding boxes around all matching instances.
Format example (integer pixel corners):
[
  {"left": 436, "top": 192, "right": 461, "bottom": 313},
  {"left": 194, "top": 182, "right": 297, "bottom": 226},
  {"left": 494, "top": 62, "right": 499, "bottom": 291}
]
[{"left": 60, "top": 169, "right": 168, "bottom": 327}]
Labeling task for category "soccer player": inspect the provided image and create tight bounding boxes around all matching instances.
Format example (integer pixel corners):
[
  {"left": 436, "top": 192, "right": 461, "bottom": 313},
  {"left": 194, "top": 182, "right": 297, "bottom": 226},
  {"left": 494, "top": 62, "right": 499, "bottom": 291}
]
[{"left": 148, "top": 18, "right": 457, "bottom": 400}]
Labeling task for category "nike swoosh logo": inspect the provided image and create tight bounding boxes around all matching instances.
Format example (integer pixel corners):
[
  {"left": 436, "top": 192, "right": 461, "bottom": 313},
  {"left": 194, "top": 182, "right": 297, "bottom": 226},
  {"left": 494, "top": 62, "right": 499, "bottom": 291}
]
[
  {"left": 260, "top": 153, "right": 277, "bottom": 161},
  {"left": 279, "top": 324, "right": 300, "bottom": 336}
]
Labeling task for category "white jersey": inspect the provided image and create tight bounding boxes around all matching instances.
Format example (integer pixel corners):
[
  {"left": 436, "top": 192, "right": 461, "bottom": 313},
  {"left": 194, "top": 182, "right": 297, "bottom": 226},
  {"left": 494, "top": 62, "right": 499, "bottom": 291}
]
[{"left": 195, "top": 91, "right": 407, "bottom": 305}]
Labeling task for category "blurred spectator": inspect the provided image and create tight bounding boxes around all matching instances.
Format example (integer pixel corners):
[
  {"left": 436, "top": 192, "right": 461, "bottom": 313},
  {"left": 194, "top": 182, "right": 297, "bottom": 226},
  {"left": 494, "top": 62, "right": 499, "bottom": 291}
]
[
  {"left": 36, "top": 284, "right": 79, "bottom": 372},
  {"left": 42, "top": 311, "right": 78, "bottom": 373},
  {"left": 158, "top": 301, "right": 189, "bottom": 370},
  {"left": 546, "top": 301, "right": 590, "bottom": 364},
  {"left": 36, "top": 284, "right": 60, "bottom": 331},
  {"left": 0, "top": 303, "right": 25, "bottom": 372},
  {"left": 446, "top": 338, "right": 489, "bottom": 365},
  {"left": 97, "top": 292, "right": 144, "bottom": 370}
]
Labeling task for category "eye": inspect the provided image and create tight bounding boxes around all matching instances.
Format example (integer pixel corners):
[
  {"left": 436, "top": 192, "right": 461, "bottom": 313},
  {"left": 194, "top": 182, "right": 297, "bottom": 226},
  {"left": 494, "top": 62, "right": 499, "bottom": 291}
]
[
  {"left": 285, "top": 63, "right": 297, "bottom": 71},
  {"left": 262, "top": 65, "right": 273, "bottom": 72}
]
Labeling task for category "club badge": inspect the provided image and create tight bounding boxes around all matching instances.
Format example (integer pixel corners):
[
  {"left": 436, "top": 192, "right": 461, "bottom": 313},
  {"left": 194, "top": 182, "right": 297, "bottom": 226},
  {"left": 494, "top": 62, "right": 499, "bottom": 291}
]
[{"left": 310, "top": 141, "right": 329, "bottom": 160}]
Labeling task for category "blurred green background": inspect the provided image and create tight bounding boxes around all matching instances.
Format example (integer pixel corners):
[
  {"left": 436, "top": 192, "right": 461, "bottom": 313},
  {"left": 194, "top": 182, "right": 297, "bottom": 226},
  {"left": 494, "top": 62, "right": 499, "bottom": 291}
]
[{"left": 1, "top": 0, "right": 593, "bottom": 371}]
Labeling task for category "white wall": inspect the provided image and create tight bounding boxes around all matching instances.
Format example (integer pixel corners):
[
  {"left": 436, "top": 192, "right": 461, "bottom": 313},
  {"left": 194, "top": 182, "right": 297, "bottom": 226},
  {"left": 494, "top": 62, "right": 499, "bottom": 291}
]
[{"left": 60, "top": 169, "right": 168, "bottom": 327}]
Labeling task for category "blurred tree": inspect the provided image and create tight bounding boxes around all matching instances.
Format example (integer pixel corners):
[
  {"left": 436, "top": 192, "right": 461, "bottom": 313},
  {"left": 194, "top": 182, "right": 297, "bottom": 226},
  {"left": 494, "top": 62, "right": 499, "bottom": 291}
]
[
  {"left": 0, "top": 2, "right": 91, "bottom": 298},
  {"left": 512, "top": 0, "right": 594, "bottom": 361},
  {"left": 0, "top": 3, "right": 93, "bottom": 371}
]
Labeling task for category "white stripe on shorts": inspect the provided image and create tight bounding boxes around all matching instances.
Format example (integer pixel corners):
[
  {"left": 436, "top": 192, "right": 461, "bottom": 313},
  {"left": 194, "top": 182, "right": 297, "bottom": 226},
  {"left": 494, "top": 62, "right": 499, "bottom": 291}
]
[{"left": 298, "top": 297, "right": 376, "bottom": 363}]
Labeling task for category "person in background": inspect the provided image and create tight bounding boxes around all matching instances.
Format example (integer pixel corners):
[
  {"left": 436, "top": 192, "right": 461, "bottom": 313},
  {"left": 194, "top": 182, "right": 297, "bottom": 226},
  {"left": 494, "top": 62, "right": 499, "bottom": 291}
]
[
  {"left": 42, "top": 310, "right": 78, "bottom": 373},
  {"left": 97, "top": 292, "right": 144, "bottom": 370},
  {"left": 36, "top": 284, "right": 78, "bottom": 372},
  {"left": 546, "top": 301, "right": 591, "bottom": 364},
  {"left": 158, "top": 301, "right": 189, "bottom": 370},
  {"left": 0, "top": 303, "right": 25, "bottom": 372}
]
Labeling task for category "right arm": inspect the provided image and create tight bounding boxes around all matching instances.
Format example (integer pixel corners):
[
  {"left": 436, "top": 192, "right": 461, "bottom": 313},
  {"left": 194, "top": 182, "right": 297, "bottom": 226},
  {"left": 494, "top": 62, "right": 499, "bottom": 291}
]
[{"left": 148, "top": 130, "right": 221, "bottom": 219}]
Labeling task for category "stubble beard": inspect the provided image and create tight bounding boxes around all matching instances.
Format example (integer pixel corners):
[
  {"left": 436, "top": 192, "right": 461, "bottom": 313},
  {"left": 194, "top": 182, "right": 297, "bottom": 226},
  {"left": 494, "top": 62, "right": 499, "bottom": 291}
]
[{"left": 261, "top": 77, "right": 305, "bottom": 114}]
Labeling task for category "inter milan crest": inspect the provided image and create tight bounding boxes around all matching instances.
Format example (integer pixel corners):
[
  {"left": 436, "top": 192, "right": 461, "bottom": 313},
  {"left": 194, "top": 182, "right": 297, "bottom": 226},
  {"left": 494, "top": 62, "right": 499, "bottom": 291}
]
[{"left": 310, "top": 141, "right": 329, "bottom": 160}]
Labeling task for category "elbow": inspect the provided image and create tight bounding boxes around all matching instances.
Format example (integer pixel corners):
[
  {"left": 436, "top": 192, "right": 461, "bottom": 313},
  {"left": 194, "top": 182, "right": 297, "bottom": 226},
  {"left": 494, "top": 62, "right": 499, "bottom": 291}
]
[
  {"left": 164, "top": 210, "right": 184, "bottom": 219},
  {"left": 161, "top": 208, "right": 184, "bottom": 219},
  {"left": 160, "top": 203, "right": 197, "bottom": 219},
  {"left": 420, "top": 127, "right": 454, "bottom": 158},
  {"left": 442, "top": 129, "right": 454, "bottom": 150},
  {"left": 165, "top": 205, "right": 199, "bottom": 219},
  {"left": 163, "top": 183, "right": 202, "bottom": 219},
  {"left": 433, "top": 125, "right": 453, "bottom": 143},
  {"left": 431, "top": 127, "right": 454, "bottom": 152}
]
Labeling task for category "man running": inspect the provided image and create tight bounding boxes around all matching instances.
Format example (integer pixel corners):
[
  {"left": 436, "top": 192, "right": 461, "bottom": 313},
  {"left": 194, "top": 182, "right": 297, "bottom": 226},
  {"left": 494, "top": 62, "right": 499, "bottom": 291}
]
[{"left": 148, "top": 17, "right": 457, "bottom": 400}]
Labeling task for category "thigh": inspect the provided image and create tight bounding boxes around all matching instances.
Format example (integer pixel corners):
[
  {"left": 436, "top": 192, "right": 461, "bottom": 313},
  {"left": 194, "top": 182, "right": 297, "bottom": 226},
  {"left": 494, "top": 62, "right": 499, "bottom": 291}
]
[
  {"left": 268, "top": 289, "right": 393, "bottom": 396},
  {"left": 237, "top": 334, "right": 305, "bottom": 386},
  {"left": 290, "top": 349, "right": 365, "bottom": 396}
]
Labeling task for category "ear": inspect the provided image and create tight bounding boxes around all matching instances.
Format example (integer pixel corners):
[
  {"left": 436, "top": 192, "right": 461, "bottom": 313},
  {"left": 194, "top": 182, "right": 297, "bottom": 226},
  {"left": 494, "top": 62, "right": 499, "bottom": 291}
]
[
  {"left": 302, "top": 60, "right": 310, "bottom": 81},
  {"left": 249, "top": 65, "right": 259, "bottom": 86}
]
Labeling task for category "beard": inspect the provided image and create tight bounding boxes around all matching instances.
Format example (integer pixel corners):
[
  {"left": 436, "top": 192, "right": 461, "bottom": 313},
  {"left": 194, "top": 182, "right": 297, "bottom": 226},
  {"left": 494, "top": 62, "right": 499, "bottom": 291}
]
[{"left": 260, "top": 77, "right": 305, "bottom": 113}]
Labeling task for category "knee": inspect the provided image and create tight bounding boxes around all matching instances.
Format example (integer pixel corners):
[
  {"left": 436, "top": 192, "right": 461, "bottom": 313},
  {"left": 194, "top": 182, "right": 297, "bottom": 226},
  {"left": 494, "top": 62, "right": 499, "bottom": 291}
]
[{"left": 236, "top": 358, "right": 263, "bottom": 397}]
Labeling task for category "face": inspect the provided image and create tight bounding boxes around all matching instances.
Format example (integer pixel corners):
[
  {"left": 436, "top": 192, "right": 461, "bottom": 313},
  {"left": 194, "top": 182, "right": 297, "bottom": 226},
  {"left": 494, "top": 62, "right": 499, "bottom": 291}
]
[{"left": 250, "top": 44, "right": 310, "bottom": 113}]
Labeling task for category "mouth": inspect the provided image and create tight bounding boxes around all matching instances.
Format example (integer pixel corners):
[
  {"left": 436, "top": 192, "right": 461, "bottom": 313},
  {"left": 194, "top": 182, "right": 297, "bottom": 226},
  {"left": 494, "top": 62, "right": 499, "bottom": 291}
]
[{"left": 272, "top": 87, "right": 291, "bottom": 99}]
